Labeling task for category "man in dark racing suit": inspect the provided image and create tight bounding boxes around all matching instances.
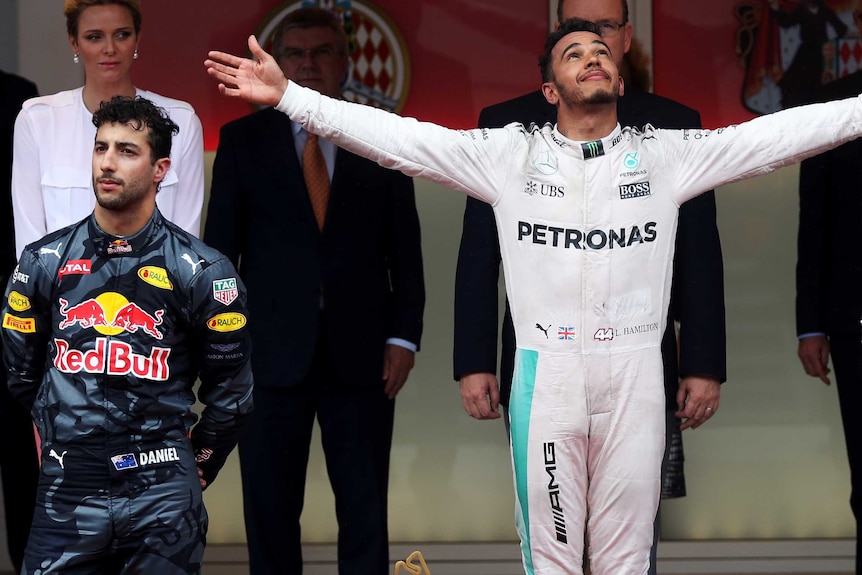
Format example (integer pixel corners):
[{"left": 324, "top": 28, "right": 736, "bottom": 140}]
[{"left": 1, "top": 96, "right": 253, "bottom": 575}]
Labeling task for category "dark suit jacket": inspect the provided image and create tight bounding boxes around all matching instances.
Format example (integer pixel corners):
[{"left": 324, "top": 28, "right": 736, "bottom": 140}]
[
  {"left": 454, "top": 87, "right": 726, "bottom": 408},
  {"left": 1, "top": 70, "right": 38, "bottom": 278},
  {"left": 796, "top": 73, "right": 862, "bottom": 340},
  {"left": 205, "top": 107, "right": 425, "bottom": 388},
  {"left": 0, "top": 69, "right": 38, "bottom": 575}
]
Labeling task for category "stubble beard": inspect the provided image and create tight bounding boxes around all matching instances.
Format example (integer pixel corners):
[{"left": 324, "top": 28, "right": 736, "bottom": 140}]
[
  {"left": 556, "top": 80, "right": 618, "bottom": 107},
  {"left": 93, "top": 174, "right": 149, "bottom": 211}
]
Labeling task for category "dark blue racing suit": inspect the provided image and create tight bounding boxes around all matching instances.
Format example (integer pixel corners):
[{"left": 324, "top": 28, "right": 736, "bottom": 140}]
[{"left": 1, "top": 209, "right": 254, "bottom": 575}]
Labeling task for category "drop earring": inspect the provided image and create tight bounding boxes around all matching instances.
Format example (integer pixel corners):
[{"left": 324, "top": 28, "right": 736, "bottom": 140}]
[
  {"left": 73, "top": 53, "right": 80, "bottom": 64},
  {"left": 133, "top": 49, "right": 138, "bottom": 60}
]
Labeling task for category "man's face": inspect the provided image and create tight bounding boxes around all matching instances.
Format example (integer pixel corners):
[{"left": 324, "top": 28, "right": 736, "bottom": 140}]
[
  {"left": 277, "top": 26, "right": 349, "bottom": 98},
  {"left": 560, "top": 0, "right": 632, "bottom": 68},
  {"left": 92, "top": 122, "right": 167, "bottom": 212},
  {"left": 546, "top": 31, "right": 622, "bottom": 108}
]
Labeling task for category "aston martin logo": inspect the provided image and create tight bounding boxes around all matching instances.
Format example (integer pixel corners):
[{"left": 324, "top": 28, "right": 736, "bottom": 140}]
[{"left": 257, "top": 0, "right": 411, "bottom": 112}]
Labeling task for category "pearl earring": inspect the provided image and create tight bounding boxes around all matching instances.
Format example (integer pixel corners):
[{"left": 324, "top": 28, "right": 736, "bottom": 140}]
[
  {"left": 73, "top": 53, "right": 80, "bottom": 64},
  {"left": 133, "top": 49, "right": 138, "bottom": 60}
]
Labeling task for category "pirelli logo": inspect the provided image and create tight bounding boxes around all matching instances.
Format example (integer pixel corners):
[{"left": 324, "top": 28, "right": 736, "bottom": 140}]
[{"left": 3, "top": 313, "right": 35, "bottom": 333}]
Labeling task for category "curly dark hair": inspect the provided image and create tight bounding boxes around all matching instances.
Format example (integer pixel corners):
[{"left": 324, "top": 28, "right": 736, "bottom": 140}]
[
  {"left": 538, "top": 18, "right": 604, "bottom": 83},
  {"left": 92, "top": 96, "right": 179, "bottom": 164}
]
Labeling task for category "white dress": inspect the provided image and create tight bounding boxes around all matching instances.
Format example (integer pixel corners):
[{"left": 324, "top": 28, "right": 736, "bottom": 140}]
[{"left": 11, "top": 87, "right": 204, "bottom": 256}]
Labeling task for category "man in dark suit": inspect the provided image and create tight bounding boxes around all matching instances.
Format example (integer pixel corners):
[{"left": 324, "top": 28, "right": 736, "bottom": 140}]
[
  {"left": 0, "top": 68, "right": 38, "bottom": 575},
  {"left": 454, "top": 0, "right": 725, "bottom": 571},
  {"left": 203, "top": 8, "right": 424, "bottom": 575},
  {"left": 796, "top": 5, "right": 862, "bottom": 572}
]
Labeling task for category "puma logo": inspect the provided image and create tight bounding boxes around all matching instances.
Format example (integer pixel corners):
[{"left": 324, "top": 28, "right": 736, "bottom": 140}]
[
  {"left": 535, "top": 323, "right": 551, "bottom": 339},
  {"left": 182, "top": 253, "right": 204, "bottom": 274},
  {"left": 39, "top": 242, "right": 62, "bottom": 258},
  {"left": 49, "top": 449, "right": 68, "bottom": 469}
]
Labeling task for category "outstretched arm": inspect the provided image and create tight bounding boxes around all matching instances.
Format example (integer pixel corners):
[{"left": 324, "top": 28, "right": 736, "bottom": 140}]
[
  {"left": 207, "top": 35, "right": 515, "bottom": 204},
  {"left": 205, "top": 35, "right": 289, "bottom": 107}
]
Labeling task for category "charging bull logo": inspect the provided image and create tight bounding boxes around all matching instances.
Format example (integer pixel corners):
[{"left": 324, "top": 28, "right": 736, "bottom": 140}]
[
  {"left": 55, "top": 294, "right": 170, "bottom": 380},
  {"left": 58, "top": 293, "right": 164, "bottom": 340}
]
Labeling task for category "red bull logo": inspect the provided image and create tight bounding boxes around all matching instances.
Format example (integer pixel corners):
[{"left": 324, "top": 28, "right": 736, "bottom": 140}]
[
  {"left": 54, "top": 337, "right": 170, "bottom": 381},
  {"left": 107, "top": 239, "right": 132, "bottom": 255},
  {"left": 58, "top": 293, "right": 164, "bottom": 340}
]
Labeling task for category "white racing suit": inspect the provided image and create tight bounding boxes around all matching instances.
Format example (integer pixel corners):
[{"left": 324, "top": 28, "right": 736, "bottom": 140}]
[{"left": 276, "top": 84, "right": 862, "bottom": 574}]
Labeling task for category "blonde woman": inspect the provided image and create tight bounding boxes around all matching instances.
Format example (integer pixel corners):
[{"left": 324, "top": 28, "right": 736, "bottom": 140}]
[{"left": 12, "top": 0, "right": 203, "bottom": 256}]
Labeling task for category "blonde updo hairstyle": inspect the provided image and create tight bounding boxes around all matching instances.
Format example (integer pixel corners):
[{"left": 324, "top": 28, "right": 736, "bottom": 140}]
[{"left": 64, "top": 0, "right": 142, "bottom": 38}]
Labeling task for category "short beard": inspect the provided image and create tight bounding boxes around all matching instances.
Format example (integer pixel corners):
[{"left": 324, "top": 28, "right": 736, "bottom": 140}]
[
  {"left": 93, "top": 174, "right": 149, "bottom": 211},
  {"left": 582, "top": 89, "right": 617, "bottom": 105},
  {"left": 555, "top": 80, "right": 618, "bottom": 107}
]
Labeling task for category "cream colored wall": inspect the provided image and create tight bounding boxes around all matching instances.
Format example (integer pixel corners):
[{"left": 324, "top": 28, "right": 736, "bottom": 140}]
[
  {"left": 10, "top": 0, "right": 855, "bottom": 550},
  {"left": 203, "top": 166, "right": 856, "bottom": 544}
]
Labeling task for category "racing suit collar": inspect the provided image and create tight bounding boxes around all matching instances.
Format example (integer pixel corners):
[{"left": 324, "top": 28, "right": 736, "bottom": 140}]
[
  {"left": 88, "top": 209, "right": 163, "bottom": 257},
  {"left": 552, "top": 124, "right": 623, "bottom": 160}
]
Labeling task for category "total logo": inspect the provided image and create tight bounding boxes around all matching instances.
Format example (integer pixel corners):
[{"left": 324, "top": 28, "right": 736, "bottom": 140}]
[{"left": 58, "top": 293, "right": 165, "bottom": 340}]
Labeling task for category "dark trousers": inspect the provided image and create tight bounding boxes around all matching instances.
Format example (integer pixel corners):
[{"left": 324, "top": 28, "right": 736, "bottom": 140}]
[
  {"left": 0, "top": 369, "right": 38, "bottom": 574},
  {"left": 239, "top": 333, "right": 395, "bottom": 575},
  {"left": 829, "top": 338, "right": 862, "bottom": 575}
]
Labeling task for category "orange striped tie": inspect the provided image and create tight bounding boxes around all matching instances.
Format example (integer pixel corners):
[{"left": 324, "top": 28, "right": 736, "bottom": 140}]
[{"left": 303, "top": 131, "right": 330, "bottom": 230}]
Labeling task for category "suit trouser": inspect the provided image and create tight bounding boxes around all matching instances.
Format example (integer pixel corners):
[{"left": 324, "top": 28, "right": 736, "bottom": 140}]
[
  {"left": 239, "top": 332, "right": 395, "bottom": 575},
  {"left": 828, "top": 338, "right": 862, "bottom": 575},
  {"left": 0, "top": 366, "right": 38, "bottom": 574}
]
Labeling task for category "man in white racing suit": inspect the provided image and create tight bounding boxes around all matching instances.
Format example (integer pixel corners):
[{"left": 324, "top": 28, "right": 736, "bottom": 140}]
[{"left": 205, "top": 20, "right": 862, "bottom": 575}]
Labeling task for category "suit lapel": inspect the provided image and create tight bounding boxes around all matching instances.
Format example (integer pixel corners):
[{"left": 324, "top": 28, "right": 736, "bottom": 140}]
[{"left": 267, "top": 110, "right": 325, "bottom": 234}]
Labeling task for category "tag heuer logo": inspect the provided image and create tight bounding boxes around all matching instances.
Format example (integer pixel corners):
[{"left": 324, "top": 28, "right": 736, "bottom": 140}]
[{"left": 213, "top": 278, "right": 238, "bottom": 306}]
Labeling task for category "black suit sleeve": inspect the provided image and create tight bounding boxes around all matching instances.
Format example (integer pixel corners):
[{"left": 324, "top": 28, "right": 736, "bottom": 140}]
[
  {"left": 2, "top": 73, "right": 39, "bottom": 280},
  {"left": 674, "top": 188, "right": 726, "bottom": 381},
  {"left": 452, "top": 106, "right": 504, "bottom": 379},
  {"left": 203, "top": 123, "right": 245, "bottom": 265},
  {"left": 795, "top": 151, "right": 832, "bottom": 336},
  {"left": 668, "top": 110, "right": 727, "bottom": 383},
  {"left": 383, "top": 171, "right": 425, "bottom": 347}
]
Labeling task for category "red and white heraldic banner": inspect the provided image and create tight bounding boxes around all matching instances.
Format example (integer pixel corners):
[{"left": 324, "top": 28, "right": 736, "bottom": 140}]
[
  {"left": 653, "top": 0, "right": 859, "bottom": 128},
  {"left": 132, "top": 0, "right": 548, "bottom": 150}
]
